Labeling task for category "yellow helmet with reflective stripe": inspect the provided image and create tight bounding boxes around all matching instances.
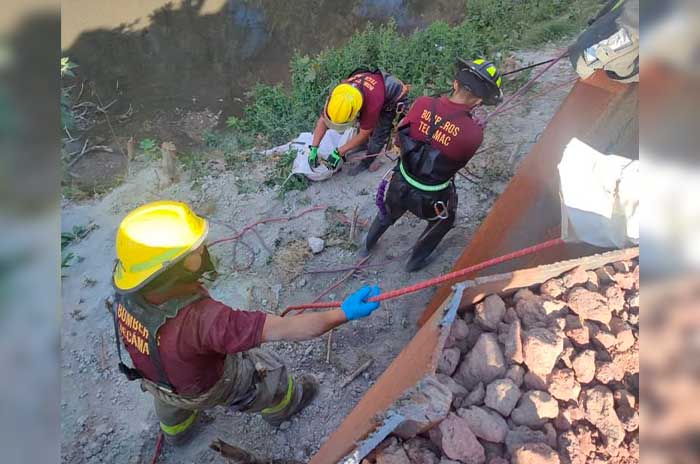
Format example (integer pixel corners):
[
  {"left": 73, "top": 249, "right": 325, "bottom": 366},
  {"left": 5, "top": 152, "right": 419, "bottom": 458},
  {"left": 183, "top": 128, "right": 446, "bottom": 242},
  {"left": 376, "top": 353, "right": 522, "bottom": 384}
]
[
  {"left": 456, "top": 57, "right": 503, "bottom": 105},
  {"left": 323, "top": 83, "right": 363, "bottom": 131},
  {"left": 113, "top": 201, "right": 208, "bottom": 292}
]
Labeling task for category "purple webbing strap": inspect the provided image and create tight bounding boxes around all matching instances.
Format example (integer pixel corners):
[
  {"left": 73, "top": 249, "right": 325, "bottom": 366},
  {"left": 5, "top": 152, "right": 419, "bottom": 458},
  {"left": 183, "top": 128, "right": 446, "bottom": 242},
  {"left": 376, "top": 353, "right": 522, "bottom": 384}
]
[{"left": 375, "top": 178, "right": 389, "bottom": 218}]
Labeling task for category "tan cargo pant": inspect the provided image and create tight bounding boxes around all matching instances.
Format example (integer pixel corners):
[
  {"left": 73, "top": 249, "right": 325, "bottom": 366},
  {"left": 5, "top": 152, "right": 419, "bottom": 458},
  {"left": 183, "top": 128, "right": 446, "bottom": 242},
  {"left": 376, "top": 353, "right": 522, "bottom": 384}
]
[{"left": 142, "top": 349, "right": 298, "bottom": 443}]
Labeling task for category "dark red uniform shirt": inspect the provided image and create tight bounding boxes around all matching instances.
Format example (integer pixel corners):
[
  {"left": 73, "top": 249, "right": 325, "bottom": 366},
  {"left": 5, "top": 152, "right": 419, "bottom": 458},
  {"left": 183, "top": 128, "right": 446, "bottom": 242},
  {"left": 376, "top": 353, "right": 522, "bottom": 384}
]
[
  {"left": 401, "top": 96, "right": 484, "bottom": 164},
  {"left": 345, "top": 71, "right": 386, "bottom": 131},
  {"left": 119, "top": 296, "right": 267, "bottom": 396}
]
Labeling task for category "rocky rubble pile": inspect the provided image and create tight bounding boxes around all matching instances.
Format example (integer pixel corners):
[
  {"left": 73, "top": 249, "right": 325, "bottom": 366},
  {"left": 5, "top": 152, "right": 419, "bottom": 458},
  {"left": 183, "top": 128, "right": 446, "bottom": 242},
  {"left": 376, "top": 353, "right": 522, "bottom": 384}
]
[{"left": 364, "top": 259, "right": 639, "bottom": 464}]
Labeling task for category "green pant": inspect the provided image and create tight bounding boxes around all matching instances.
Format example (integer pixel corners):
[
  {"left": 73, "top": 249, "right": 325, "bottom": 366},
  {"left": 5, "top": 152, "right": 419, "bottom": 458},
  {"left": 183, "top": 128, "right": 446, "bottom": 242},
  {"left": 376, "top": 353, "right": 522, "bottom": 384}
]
[{"left": 145, "top": 349, "right": 298, "bottom": 444}]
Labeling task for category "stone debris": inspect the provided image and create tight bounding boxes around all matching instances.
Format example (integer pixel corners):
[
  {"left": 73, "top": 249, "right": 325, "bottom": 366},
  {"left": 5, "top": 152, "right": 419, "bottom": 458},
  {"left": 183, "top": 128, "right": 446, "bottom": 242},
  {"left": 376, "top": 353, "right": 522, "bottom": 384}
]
[
  {"left": 566, "top": 288, "right": 611, "bottom": 324},
  {"left": 438, "top": 348, "right": 461, "bottom": 376},
  {"left": 571, "top": 350, "right": 596, "bottom": 384},
  {"left": 485, "top": 378, "right": 521, "bottom": 417},
  {"left": 436, "top": 413, "right": 485, "bottom": 464},
  {"left": 307, "top": 236, "right": 325, "bottom": 254},
  {"left": 366, "top": 259, "right": 638, "bottom": 464},
  {"left": 454, "top": 333, "right": 506, "bottom": 390},
  {"left": 456, "top": 406, "right": 509, "bottom": 443},
  {"left": 546, "top": 368, "right": 581, "bottom": 402},
  {"left": 562, "top": 266, "right": 589, "bottom": 288},
  {"left": 522, "top": 328, "right": 563, "bottom": 378},
  {"left": 511, "top": 442, "right": 560, "bottom": 464},
  {"left": 511, "top": 391, "right": 559, "bottom": 427},
  {"left": 475, "top": 295, "right": 507, "bottom": 330}
]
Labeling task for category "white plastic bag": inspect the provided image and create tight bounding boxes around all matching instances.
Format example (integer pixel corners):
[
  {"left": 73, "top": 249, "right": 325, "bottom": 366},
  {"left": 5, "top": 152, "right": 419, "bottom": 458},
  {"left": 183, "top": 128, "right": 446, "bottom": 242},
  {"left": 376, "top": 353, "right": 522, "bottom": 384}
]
[
  {"left": 558, "top": 137, "right": 638, "bottom": 248},
  {"left": 284, "top": 128, "right": 357, "bottom": 182}
]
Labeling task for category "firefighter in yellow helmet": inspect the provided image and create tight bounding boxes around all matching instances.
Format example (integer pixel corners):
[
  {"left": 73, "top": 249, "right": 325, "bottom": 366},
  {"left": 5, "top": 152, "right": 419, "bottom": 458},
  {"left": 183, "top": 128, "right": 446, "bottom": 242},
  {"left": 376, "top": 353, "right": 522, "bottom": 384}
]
[
  {"left": 308, "top": 67, "right": 410, "bottom": 176},
  {"left": 111, "top": 201, "right": 381, "bottom": 445}
]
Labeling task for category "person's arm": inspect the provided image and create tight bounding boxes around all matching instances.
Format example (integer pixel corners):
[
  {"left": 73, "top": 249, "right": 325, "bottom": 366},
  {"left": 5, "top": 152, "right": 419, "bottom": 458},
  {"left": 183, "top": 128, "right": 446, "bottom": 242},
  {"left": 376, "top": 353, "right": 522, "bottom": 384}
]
[
  {"left": 260, "top": 286, "right": 380, "bottom": 343},
  {"left": 338, "top": 128, "right": 372, "bottom": 156},
  {"left": 311, "top": 116, "right": 329, "bottom": 147},
  {"left": 261, "top": 309, "right": 347, "bottom": 342}
]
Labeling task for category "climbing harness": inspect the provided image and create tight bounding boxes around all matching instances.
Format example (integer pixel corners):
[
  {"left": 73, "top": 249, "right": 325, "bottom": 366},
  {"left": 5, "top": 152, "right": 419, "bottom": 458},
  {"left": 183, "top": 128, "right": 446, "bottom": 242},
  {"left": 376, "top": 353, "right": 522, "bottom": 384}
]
[
  {"left": 399, "top": 161, "right": 451, "bottom": 192},
  {"left": 430, "top": 201, "right": 449, "bottom": 221}
]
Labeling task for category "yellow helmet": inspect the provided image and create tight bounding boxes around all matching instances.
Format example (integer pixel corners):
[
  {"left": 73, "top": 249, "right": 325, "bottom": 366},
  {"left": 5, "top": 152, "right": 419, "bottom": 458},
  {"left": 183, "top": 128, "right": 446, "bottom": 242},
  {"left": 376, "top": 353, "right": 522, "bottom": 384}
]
[
  {"left": 113, "top": 201, "right": 208, "bottom": 292},
  {"left": 323, "top": 83, "right": 363, "bottom": 131}
]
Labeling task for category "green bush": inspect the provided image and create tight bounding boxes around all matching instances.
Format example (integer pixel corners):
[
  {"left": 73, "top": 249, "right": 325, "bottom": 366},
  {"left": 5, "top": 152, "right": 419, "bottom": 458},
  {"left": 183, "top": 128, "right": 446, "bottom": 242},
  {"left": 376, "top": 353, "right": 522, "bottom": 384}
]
[{"left": 231, "top": 0, "right": 599, "bottom": 146}]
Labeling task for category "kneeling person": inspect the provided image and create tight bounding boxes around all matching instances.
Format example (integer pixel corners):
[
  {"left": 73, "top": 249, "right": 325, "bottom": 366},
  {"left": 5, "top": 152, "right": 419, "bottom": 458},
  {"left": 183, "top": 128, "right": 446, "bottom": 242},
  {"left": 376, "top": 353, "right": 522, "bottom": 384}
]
[
  {"left": 362, "top": 58, "right": 502, "bottom": 271},
  {"left": 309, "top": 67, "right": 410, "bottom": 175},
  {"left": 111, "top": 201, "right": 381, "bottom": 444}
]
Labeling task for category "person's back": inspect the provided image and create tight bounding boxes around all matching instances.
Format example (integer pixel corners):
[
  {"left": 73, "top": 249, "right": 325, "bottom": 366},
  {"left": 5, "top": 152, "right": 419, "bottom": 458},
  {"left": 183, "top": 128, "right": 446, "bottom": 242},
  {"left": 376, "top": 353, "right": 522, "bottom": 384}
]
[{"left": 400, "top": 95, "right": 484, "bottom": 182}]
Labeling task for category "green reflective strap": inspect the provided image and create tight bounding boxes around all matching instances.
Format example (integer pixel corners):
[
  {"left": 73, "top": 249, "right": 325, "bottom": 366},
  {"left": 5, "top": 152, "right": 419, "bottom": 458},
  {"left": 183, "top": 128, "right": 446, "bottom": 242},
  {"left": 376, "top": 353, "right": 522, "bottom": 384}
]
[
  {"left": 160, "top": 411, "right": 198, "bottom": 436},
  {"left": 130, "top": 246, "right": 186, "bottom": 273},
  {"left": 261, "top": 375, "right": 294, "bottom": 415},
  {"left": 399, "top": 162, "right": 450, "bottom": 192}
]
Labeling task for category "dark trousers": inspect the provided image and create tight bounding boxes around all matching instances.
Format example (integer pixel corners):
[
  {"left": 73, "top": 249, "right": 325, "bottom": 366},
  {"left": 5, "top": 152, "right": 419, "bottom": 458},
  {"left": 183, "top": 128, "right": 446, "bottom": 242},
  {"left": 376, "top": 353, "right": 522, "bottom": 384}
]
[
  {"left": 366, "top": 172, "right": 457, "bottom": 271},
  {"left": 361, "top": 89, "right": 410, "bottom": 168}
]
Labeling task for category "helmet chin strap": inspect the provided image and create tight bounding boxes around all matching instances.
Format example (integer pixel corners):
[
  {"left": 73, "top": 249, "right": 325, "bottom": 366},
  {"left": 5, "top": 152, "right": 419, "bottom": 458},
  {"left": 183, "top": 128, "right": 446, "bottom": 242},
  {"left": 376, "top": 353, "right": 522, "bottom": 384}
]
[{"left": 142, "top": 246, "right": 219, "bottom": 295}]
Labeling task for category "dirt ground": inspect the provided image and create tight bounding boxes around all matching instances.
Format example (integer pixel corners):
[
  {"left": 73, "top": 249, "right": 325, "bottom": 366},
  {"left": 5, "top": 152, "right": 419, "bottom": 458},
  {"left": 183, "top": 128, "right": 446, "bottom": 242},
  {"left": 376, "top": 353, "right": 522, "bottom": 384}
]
[{"left": 60, "top": 44, "right": 577, "bottom": 463}]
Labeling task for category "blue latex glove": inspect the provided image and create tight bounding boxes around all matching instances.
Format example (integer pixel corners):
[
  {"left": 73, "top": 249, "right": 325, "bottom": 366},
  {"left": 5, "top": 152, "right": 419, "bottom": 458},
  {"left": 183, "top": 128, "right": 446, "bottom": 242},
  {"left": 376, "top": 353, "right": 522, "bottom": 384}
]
[{"left": 341, "top": 285, "right": 381, "bottom": 321}]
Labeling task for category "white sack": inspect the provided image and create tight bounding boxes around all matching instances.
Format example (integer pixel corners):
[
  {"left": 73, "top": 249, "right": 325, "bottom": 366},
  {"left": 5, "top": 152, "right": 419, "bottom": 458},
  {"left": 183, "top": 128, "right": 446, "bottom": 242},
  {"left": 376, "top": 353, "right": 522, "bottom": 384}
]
[
  {"left": 558, "top": 137, "right": 638, "bottom": 248},
  {"left": 266, "top": 127, "right": 357, "bottom": 182}
]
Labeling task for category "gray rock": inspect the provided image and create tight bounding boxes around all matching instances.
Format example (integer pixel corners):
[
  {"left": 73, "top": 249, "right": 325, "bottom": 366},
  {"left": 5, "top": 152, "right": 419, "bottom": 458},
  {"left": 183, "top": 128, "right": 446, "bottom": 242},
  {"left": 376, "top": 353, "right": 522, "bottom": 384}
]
[
  {"left": 454, "top": 333, "right": 506, "bottom": 389},
  {"left": 511, "top": 442, "right": 560, "bottom": 464},
  {"left": 522, "top": 328, "right": 563, "bottom": 378},
  {"left": 456, "top": 406, "right": 509, "bottom": 443},
  {"left": 506, "top": 365, "right": 525, "bottom": 387},
  {"left": 307, "top": 236, "right": 325, "bottom": 254},
  {"left": 503, "top": 319, "right": 524, "bottom": 364},
  {"left": 436, "top": 374, "right": 468, "bottom": 406},
  {"left": 438, "top": 347, "right": 461, "bottom": 376},
  {"left": 505, "top": 426, "right": 547, "bottom": 453},
  {"left": 484, "top": 378, "right": 521, "bottom": 417},
  {"left": 475, "top": 294, "right": 506, "bottom": 330},
  {"left": 582, "top": 385, "right": 625, "bottom": 448},
  {"left": 462, "top": 382, "right": 486, "bottom": 407},
  {"left": 511, "top": 391, "right": 559, "bottom": 428}
]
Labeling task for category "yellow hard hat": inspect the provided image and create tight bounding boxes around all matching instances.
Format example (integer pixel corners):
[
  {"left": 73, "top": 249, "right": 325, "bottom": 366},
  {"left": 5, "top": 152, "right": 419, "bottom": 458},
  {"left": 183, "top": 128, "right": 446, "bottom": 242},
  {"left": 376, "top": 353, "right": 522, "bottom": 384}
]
[
  {"left": 323, "top": 83, "right": 363, "bottom": 131},
  {"left": 113, "top": 201, "right": 208, "bottom": 292}
]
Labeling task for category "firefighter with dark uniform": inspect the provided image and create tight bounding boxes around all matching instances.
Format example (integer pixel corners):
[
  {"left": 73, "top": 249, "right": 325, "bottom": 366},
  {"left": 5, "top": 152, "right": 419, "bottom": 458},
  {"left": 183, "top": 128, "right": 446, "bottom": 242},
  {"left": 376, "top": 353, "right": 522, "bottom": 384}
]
[
  {"left": 111, "top": 201, "right": 381, "bottom": 444},
  {"left": 308, "top": 67, "right": 410, "bottom": 176},
  {"left": 361, "top": 58, "right": 503, "bottom": 271}
]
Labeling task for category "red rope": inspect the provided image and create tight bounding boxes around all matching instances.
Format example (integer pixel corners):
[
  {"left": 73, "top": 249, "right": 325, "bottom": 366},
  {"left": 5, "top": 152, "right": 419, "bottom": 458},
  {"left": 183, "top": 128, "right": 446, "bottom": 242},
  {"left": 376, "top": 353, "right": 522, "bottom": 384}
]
[
  {"left": 281, "top": 237, "right": 564, "bottom": 315},
  {"left": 207, "top": 205, "right": 326, "bottom": 247},
  {"left": 150, "top": 431, "right": 164, "bottom": 464}
]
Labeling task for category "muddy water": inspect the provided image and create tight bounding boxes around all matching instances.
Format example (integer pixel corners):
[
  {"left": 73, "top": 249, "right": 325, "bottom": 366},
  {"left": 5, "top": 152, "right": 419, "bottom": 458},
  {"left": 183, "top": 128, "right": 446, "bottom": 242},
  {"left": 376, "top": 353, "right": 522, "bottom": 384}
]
[{"left": 62, "top": 0, "right": 464, "bottom": 120}]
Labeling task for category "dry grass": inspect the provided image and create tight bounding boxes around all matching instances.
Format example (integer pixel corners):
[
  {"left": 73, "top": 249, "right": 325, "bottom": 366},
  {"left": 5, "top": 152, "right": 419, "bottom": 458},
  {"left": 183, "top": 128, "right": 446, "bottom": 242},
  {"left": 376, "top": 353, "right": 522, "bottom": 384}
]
[{"left": 274, "top": 239, "right": 310, "bottom": 283}]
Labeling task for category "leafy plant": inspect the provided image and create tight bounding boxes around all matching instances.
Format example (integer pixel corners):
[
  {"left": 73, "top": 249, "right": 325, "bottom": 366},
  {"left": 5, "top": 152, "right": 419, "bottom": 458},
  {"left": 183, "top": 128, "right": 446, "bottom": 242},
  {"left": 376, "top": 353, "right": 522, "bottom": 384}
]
[
  {"left": 264, "top": 149, "right": 309, "bottom": 195},
  {"left": 139, "top": 138, "right": 159, "bottom": 157},
  {"left": 60, "top": 57, "right": 78, "bottom": 132},
  {"left": 61, "top": 57, "right": 78, "bottom": 78}
]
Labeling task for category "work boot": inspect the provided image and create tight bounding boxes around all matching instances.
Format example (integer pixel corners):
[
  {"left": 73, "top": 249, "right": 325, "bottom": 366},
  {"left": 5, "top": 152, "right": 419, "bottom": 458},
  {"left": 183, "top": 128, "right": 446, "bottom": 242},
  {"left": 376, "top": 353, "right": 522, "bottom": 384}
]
[
  {"left": 348, "top": 158, "right": 373, "bottom": 176},
  {"left": 363, "top": 215, "right": 391, "bottom": 255},
  {"left": 262, "top": 374, "right": 319, "bottom": 427}
]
